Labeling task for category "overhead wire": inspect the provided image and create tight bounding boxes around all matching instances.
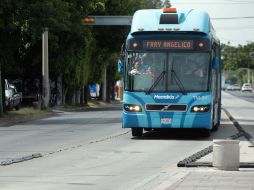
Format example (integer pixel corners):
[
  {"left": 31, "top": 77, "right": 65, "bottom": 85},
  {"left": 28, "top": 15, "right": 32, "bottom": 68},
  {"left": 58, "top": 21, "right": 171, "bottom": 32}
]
[
  {"left": 171, "top": 0, "right": 254, "bottom": 44},
  {"left": 212, "top": 16, "right": 254, "bottom": 20}
]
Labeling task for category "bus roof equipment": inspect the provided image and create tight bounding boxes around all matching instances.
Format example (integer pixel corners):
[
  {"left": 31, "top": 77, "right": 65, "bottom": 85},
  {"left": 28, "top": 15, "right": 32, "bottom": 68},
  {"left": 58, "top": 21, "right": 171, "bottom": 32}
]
[{"left": 131, "top": 8, "right": 214, "bottom": 35}]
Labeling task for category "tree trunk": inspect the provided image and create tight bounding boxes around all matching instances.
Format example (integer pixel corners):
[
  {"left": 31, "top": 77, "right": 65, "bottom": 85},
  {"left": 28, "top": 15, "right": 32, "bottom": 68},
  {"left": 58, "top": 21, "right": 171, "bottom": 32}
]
[
  {"left": 80, "top": 86, "right": 84, "bottom": 107},
  {"left": 106, "top": 66, "right": 111, "bottom": 102},
  {"left": 98, "top": 83, "right": 103, "bottom": 100},
  {"left": 75, "top": 90, "right": 80, "bottom": 105},
  {"left": 63, "top": 86, "right": 68, "bottom": 105},
  {"left": 56, "top": 76, "right": 63, "bottom": 106},
  {"left": 106, "top": 63, "right": 115, "bottom": 102},
  {"left": 84, "top": 85, "right": 89, "bottom": 105},
  {"left": 71, "top": 91, "right": 75, "bottom": 105},
  {"left": 102, "top": 68, "right": 107, "bottom": 101}
]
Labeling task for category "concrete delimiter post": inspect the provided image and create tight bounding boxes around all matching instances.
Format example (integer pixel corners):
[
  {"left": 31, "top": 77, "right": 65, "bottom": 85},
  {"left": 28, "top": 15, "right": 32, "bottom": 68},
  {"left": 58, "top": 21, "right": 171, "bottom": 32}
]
[{"left": 213, "top": 139, "right": 240, "bottom": 171}]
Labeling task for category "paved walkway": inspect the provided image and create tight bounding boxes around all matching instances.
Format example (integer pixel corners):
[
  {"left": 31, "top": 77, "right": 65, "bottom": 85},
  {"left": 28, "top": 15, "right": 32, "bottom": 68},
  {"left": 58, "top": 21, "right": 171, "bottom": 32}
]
[
  {"left": 163, "top": 169, "right": 254, "bottom": 190},
  {"left": 153, "top": 92, "right": 254, "bottom": 190}
]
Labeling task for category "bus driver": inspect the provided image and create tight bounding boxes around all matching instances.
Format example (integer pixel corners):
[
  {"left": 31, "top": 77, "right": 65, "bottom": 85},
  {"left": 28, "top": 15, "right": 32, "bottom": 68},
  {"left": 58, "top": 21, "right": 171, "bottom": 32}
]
[{"left": 185, "top": 61, "right": 204, "bottom": 77}]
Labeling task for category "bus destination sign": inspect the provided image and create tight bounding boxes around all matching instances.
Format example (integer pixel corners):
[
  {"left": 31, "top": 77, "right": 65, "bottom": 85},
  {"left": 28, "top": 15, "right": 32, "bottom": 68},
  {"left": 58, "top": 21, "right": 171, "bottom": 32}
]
[{"left": 143, "top": 40, "right": 193, "bottom": 50}]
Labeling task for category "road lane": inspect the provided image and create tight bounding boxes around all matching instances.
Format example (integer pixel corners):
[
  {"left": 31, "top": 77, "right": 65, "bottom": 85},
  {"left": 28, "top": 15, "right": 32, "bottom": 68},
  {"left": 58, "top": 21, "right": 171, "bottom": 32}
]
[
  {"left": 0, "top": 95, "right": 245, "bottom": 190},
  {"left": 0, "top": 109, "right": 123, "bottom": 163},
  {"left": 0, "top": 105, "right": 238, "bottom": 190},
  {"left": 224, "top": 90, "right": 254, "bottom": 103},
  {"left": 0, "top": 131, "right": 213, "bottom": 190},
  {"left": 222, "top": 91, "right": 254, "bottom": 138}
]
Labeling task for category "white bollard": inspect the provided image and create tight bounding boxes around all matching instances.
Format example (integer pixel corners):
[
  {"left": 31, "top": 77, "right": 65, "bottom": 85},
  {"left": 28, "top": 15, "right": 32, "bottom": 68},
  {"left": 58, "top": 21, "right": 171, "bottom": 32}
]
[{"left": 213, "top": 139, "right": 240, "bottom": 171}]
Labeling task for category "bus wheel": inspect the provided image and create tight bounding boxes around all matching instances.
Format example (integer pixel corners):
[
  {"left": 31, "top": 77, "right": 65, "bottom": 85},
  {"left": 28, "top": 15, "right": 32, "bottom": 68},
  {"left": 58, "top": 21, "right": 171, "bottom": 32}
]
[
  {"left": 212, "top": 123, "right": 218, "bottom": 131},
  {"left": 132, "top": 128, "right": 143, "bottom": 137}
]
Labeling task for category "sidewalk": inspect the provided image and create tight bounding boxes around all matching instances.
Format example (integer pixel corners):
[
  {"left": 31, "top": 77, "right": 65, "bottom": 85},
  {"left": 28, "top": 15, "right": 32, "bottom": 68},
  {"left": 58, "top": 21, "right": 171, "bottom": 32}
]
[
  {"left": 156, "top": 168, "right": 254, "bottom": 190},
  {"left": 0, "top": 100, "right": 122, "bottom": 127},
  {"left": 153, "top": 92, "right": 254, "bottom": 190},
  {"left": 52, "top": 100, "right": 122, "bottom": 112},
  {"left": 0, "top": 108, "right": 55, "bottom": 127}
]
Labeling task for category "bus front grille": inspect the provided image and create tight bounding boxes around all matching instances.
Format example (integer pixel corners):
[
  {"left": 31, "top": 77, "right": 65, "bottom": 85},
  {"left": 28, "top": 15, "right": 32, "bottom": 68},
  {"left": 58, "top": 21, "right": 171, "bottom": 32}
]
[{"left": 145, "top": 104, "right": 187, "bottom": 112}]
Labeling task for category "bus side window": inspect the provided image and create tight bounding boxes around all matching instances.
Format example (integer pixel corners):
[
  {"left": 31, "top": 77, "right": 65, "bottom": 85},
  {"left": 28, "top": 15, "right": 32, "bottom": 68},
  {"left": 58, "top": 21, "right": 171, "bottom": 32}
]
[{"left": 212, "top": 47, "right": 218, "bottom": 98}]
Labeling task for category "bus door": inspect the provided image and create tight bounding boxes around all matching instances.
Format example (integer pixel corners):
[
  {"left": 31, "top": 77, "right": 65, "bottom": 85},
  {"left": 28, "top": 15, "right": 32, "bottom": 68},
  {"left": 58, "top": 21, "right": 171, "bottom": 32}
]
[{"left": 212, "top": 44, "right": 221, "bottom": 127}]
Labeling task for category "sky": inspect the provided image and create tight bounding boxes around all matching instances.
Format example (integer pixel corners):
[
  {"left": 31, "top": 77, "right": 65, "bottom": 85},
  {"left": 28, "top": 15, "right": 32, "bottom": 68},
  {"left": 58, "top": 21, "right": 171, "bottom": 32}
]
[{"left": 170, "top": 0, "right": 254, "bottom": 46}]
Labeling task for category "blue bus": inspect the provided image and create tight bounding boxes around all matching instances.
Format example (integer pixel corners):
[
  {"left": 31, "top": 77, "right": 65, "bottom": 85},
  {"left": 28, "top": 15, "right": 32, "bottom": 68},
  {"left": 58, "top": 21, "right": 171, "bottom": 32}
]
[{"left": 120, "top": 8, "right": 221, "bottom": 137}]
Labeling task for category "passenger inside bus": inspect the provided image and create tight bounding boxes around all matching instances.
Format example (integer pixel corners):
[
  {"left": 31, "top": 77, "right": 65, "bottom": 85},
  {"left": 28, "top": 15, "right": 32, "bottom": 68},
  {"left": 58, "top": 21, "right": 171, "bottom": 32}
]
[
  {"left": 129, "top": 58, "right": 142, "bottom": 75},
  {"left": 142, "top": 54, "right": 155, "bottom": 76},
  {"left": 130, "top": 54, "right": 154, "bottom": 90},
  {"left": 184, "top": 61, "right": 204, "bottom": 77}
]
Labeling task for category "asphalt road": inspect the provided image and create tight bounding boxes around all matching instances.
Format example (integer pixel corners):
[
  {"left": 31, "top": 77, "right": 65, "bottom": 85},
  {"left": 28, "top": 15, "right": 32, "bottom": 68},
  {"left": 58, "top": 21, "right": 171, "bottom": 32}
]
[
  {"left": 223, "top": 90, "right": 254, "bottom": 103},
  {"left": 0, "top": 99, "right": 240, "bottom": 190}
]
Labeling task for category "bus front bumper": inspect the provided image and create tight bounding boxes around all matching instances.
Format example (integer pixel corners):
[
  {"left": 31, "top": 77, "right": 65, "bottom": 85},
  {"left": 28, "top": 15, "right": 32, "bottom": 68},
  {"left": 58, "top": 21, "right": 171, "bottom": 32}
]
[{"left": 122, "top": 111, "right": 212, "bottom": 129}]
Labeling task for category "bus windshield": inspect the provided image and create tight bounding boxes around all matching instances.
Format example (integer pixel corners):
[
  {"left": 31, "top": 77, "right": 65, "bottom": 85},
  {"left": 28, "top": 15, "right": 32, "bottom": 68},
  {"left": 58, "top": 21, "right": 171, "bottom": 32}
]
[{"left": 125, "top": 52, "right": 210, "bottom": 92}]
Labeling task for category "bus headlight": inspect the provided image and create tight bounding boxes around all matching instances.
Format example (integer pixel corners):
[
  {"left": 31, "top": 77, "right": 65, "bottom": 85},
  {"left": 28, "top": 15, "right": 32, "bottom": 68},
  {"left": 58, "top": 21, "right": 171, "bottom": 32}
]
[
  {"left": 191, "top": 105, "right": 210, "bottom": 112},
  {"left": 124, "top": 104, "right": 142, "bottom": 112}
]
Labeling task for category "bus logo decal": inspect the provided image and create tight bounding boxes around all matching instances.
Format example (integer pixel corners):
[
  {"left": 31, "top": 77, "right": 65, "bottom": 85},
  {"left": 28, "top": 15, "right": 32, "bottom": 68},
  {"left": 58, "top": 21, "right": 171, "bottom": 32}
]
[
  {"left": 153, "top": 95, "right": 180, "bottom": 100},
  {"left": 161, "top": 104, "right": 171, "bottom": 111},
  {"left": 145, "top": 104, "right": 187, "bottom": 112}
]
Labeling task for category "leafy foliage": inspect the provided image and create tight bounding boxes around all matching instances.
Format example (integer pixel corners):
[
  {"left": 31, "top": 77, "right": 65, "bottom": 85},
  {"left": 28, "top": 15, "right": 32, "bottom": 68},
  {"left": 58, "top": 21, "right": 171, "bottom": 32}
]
[
  {"left": 222, "top": 42, "right": 254, "bottom": 84},
  {"left": 0, "top": 0, "right": 165, "bottom": 107},
  {"left": 222, "top": 43, "right": 254, "bottom": 70}
]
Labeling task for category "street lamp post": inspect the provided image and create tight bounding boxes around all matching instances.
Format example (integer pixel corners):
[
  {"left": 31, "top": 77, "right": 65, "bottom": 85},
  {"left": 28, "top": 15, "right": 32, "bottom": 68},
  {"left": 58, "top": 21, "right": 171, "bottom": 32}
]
[
  {"left": 247, "top": 67, "right": 250, "bottom": 83},
  {"left": 42, "top": 28, "right": 49, "bottom": 109},
  {"left": 249, "top": 52, "right": 254, "bottom": 85}
]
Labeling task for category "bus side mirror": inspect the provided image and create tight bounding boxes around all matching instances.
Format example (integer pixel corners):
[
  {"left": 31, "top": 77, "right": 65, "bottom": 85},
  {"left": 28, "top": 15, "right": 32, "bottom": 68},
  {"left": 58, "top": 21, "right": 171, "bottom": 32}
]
[
  {"left": 118, "top": 59, "right": 123, "bottom": 74},
  {"left": 120, "top": 43, "right": 125, "bottom": 59},
  {"left": 213, "top": 57, "right": 220, "bottom": 69},
  {"left": 118, "top": 43, "right": 125, "bottom": 74}
]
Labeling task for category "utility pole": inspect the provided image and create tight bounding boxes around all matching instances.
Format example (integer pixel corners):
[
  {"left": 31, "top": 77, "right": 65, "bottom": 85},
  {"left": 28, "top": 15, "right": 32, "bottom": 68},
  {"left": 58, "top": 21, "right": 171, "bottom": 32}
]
[
  {"left": 248, "top": 69, "right": 250, "bottom": 83},
  {"left": 42, "top": 28, "right": 49, "bottom": 109}
]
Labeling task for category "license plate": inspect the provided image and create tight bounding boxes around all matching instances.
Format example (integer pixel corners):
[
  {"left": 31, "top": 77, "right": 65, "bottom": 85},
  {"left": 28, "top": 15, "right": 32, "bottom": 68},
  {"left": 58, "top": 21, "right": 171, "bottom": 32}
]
[{"left": 161, "top": 118, "right": 172, "bottom": 124}]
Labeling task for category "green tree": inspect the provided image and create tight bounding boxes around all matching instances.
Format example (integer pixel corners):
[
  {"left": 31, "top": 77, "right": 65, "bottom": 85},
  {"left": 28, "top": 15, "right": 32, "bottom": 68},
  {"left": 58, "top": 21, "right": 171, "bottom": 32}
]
[
  {"left": 88, "top": 0, "right": 162, "bottom": 102},
  {"left": 0, "top": 0, "right": 167, "bottom": 108},
  {"left": 19, "top": 0, "right": 104, "bottom": 105},
  {"left": 163, "top": 0, "right": 172, "bottom": 8},
  {"left": 222, "top": 43, "right": 254, "bottom": 71},
  {"left": 0, "top": 0, "right": 25, "bottom": 113},
  {"left": 222, "top": 42, "right": 254, "bottom": 84}
]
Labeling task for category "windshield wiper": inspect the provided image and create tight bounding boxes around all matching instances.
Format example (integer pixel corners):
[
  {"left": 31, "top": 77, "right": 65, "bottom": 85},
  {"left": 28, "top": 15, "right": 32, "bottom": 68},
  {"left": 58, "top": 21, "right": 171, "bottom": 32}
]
[
  {"left": 146, "top": 70, "right": 166, "bottom": 94},
  {"left": 171, "top": 69, "right": 187, "bottom": 95}
]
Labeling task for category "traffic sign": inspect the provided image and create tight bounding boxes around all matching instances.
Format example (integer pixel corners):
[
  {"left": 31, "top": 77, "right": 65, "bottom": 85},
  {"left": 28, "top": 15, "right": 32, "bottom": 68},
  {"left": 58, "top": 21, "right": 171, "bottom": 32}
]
[{"left": 82, "top": 16, "right": 132, "bottom": 26}]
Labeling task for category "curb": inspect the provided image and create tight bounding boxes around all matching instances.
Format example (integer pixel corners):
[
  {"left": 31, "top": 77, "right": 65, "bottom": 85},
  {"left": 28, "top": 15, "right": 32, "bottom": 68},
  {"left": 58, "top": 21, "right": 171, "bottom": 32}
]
[
  {"left": 0, "top": 112, "right": 56, "bottom": 127},
  {"left": 177, "top": 108, "right": 254, "bottom": 168}
]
